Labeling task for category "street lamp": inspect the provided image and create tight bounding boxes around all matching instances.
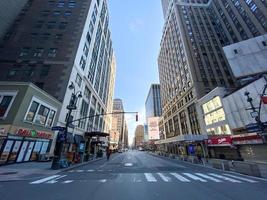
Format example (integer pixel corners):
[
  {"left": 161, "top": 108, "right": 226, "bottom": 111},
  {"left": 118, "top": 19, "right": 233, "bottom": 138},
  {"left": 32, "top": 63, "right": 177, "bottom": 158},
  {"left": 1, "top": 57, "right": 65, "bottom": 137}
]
[
  {"left": 51, "top": 82, "right": 82, "bottom": 169},
  {"left": 244, "top": 91, "right": 265, "bottom": 133}
]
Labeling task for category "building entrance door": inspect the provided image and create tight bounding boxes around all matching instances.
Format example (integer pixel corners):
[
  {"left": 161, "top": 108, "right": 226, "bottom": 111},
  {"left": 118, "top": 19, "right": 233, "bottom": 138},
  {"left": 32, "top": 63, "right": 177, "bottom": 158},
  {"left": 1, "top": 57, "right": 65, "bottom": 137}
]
[{"left": 16, "top": 141, "right": 29, "bottom": 162}]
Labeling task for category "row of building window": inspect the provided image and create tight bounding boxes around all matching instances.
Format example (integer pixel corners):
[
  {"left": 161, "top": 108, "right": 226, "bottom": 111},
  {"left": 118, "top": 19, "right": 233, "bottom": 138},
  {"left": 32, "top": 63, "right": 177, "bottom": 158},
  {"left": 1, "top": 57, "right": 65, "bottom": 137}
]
[{"left": 19, "top": 48, "right": 57, "bottom": 58}]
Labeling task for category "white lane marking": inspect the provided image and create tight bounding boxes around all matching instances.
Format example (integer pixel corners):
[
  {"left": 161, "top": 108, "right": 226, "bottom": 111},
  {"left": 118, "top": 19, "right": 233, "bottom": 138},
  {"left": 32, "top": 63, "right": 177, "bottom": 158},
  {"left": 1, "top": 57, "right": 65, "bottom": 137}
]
[
  {"left": 76, "top": 170, "right": 84, "bottom": 172},
  {"left": 99, "top": 179, "right": 107, "bottom": 182},
  {"left": 124, "top": 163, "right": 133, "bottom": 167},
  {"left": 144, "top": 173, "right": 157, "bottom": 182},
  {"left": 30, "top": 175, "right": 61, "bottom": 184},
  {"left": 87, "top": 169, "right": 95, "bottom": 172},
  {"left": 63, "top": 180, "right": 73, "bottom": 184},
  {"left": 46, "top": 175, "right": 67, "bottom": 184},
  {"left": 157, "top": 173, "right": 171, "bottom": 182},
  {"left": 170, "top": 173, "right": 190, "bottom": 182},
  {"left": 183, "top": 173, "right": 207, "bottom": 182},
  {"left": 68, "top": 170, "right": 74, "bottom": 173},
  {"left": 209, "top": 173, "right": 241, "bottom": 183},
  {"left": 223, "top": 174, "right": 258, "bottom": 183},
  {"left": 195, "top": 173, "right": 222, "bottom": 182}
]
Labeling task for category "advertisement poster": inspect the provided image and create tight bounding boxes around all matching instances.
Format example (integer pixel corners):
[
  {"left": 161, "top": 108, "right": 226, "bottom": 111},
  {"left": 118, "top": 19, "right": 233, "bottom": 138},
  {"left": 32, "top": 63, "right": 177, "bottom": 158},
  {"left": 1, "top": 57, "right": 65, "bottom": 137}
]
[
  {"left": 7, "top": 140, "right": 22, "bottom": 163},
  {"left": 31, "top": 141, "right": 42, "bottom": 161},
  {"left": 148, "top": 117, "right": 160, "bottom": 140},
  {"left": 0, "top": 140, "right": 14, "bottom": 164}
]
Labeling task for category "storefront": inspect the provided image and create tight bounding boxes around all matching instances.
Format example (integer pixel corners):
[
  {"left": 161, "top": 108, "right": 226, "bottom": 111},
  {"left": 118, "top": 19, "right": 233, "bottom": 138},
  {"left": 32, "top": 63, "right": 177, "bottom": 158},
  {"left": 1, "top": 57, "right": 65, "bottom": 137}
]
[
  {"left": 232, "top": 133, "right": 267, "bottom": 162},
  {"left": 83, "top": 131, "right": 109, "bottom": 161},
  {"left": 207, "top": 135, "right": 241, "bottom": 160},
  {"left": 0, "top": 127, "right": 53, "bottom": 165}
]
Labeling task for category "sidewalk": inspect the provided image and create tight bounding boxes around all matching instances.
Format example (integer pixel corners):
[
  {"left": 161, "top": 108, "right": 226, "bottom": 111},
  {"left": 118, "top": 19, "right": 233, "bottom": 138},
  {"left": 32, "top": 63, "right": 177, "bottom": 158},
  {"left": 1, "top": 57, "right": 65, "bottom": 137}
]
[
  {"left": 0, "top": 157, "right": 105, "bottom": 182},
  {"left": 149, "top": 151, "right": 267, "bottom": 178}
]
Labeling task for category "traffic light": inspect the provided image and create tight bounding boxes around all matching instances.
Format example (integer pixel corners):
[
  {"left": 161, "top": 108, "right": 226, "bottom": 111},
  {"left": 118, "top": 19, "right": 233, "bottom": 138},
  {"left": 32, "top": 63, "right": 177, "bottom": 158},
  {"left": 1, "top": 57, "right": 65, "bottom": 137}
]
[{"left": 136, "top": 113, "right": 138, "bottom": 122}]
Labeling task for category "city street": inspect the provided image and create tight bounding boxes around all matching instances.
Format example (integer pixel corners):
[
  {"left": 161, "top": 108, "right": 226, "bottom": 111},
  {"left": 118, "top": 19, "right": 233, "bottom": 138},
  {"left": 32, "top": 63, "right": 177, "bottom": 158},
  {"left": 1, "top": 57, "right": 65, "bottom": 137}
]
[{"left": 1, "top": 151, "right": 267, "bottom": 200}]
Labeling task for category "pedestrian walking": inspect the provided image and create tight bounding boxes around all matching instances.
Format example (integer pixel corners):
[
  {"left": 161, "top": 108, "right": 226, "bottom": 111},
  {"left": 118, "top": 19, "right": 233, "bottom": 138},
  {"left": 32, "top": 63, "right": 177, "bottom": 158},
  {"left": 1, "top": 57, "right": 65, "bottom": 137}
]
[{"left": 106, "top": 147, "right": 111, "bottom": 161}]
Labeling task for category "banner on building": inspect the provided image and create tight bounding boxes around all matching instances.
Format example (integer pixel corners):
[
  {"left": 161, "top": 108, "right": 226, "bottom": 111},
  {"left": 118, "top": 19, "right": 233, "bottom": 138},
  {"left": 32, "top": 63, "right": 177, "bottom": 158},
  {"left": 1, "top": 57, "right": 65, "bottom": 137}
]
[{"left": 148, "top": 117, "right": 160, "bottom": 140}]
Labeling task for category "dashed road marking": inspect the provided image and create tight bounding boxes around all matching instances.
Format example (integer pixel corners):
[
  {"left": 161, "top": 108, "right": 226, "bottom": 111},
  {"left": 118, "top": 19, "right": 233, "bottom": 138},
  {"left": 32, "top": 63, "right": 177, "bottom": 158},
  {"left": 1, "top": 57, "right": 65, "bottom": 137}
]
[
  {"left": 144, "top": 173, "right": 157, "bottom": 182},
  {"left": 30, "top": 175, "right": 61, "bottom": 184},
  {"left": 170, "top": 173, "right": 190, "bottom": 182},
  {"left": 157, "top": 173, "right": 171, "bottom": 182},
  {"left": 63, "top": 180, "right": 74, "bottom": 184},
  {"left": 183, "top": 173, "right": 207, "bottom": 182},
  {"left": 124, "top": 163, "right": 133, "bottom": 167},
  {"left": 209, "top": 173, "right": 241, "bottom": 183},
  {"left": 195, "top": 173, "right": 222, "bottom": 183},
  {"left": 46, "top": 175, "right": 67, "bottom": 184},
  {"left": 223, "top": 174, "right": 258, "bottom": 183}
]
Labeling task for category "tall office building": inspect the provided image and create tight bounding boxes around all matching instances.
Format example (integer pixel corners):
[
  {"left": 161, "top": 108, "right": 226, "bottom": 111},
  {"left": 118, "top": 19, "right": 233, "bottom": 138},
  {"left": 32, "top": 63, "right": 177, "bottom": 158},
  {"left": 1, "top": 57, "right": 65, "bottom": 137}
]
[
  {"left": 161, "top": 0, "right": 171, "bottom": 20},
  {"left": 145, "top": 84, "right": 162, "bottom": 120},
  {"left": 123, "top": 122, "right": 129, "bottom": 148},
  {"left": 110, "top": 99, "right": 125, "bottom": 149},
  {"left": 105, "top": 53, "right": 116, "bottom": 133},
  {"left": 157, "top": 0, "right": 267, "bottom": 148},
  {"left": 0, "top": 0, "right": 116, "bottom": 146},
  {"left": 134, "top": 125, "right": 144, "bottom": 147},
  {"left": 0, "top": 0, "right": 28, "bottom": 41}
]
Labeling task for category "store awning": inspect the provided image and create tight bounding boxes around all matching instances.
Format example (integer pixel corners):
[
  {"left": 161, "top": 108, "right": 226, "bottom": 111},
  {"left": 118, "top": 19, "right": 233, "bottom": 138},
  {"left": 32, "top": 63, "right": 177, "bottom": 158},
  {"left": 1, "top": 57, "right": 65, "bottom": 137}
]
[
  {"left": 207, "top": 136, "right": 232, "bottom": 146},
  {"left": 231, "top": 133, "right": 264, "bottom": 145},
  {"left": 74, "top": 134, "right": 85, "bottom": 144},
  {"left": 84, "top": 131, "right": 109, "bottom": 137}
]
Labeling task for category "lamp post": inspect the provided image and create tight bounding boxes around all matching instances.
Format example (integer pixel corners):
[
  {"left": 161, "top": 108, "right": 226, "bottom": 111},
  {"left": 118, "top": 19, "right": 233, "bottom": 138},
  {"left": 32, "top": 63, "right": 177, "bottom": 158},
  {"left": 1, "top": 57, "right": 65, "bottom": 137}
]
[
  {"left": 51, "top": 82, "right": 82, "bottom": 169},
  {"left": 244, "top": 91, "right": 265, "bottom": 133}
]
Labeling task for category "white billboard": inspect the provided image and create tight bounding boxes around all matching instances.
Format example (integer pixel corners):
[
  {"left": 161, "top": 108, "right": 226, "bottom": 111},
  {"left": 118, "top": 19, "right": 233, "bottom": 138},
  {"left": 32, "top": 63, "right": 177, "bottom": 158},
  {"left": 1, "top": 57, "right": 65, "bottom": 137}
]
[{"left": 148, "top": 117, "right": 160, "bottom": 140}]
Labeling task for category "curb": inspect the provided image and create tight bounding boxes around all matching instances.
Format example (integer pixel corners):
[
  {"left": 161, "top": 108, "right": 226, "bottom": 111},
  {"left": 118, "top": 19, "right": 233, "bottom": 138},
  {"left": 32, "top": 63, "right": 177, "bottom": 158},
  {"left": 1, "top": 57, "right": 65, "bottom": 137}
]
[
  {"left": 59, "top": 157, "right": 105, "bottom": 173},
  {"left": 0, "top": 157, "right": 105, "bottom": 182},
  {"left": 148, "top": 152, "right": 267, "bottom": 181}
]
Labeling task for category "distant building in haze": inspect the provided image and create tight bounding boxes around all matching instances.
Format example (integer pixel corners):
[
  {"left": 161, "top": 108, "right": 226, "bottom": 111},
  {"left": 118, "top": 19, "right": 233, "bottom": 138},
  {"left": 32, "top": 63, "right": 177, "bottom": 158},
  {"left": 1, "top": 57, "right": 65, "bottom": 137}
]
[{"left": 135, "top": 125, "right": 144, "bottom": 147}]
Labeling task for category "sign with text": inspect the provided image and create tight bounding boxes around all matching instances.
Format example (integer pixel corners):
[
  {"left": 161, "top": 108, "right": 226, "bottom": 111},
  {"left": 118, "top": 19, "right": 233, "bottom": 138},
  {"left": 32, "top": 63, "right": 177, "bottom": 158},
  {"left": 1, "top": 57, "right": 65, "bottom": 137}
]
[
  {"left": 16, "top": 128, "right": 52, "bottom": 139},
  {"left": 148, "top": 117, "right": 160, "bottom": 140},
  {"left": 208, "top": 136, "right": 232, "bottom": 146}
]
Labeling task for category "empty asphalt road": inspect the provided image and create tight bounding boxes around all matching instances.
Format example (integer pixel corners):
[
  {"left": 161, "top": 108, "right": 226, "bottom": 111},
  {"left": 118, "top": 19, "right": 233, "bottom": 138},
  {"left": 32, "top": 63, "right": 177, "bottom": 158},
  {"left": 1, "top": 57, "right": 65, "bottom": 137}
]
[{"left": 1, "top": 150, "right": 267, "bottom": 200}]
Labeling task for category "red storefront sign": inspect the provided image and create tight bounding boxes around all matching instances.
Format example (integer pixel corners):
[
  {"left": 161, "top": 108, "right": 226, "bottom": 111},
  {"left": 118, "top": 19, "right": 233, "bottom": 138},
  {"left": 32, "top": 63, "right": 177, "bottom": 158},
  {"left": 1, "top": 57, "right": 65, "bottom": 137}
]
[
  {"left": 261, "top": 96, "right": 267, "bottom": 104},
  {"left": 231, "top": 133, "right": 263, "bottom": 145},
  {"left": 16, "top": 128, "right": 52, "bottom": 139},
  {"left": 207, "top": 136, "right": 232, "bottom": 146}
]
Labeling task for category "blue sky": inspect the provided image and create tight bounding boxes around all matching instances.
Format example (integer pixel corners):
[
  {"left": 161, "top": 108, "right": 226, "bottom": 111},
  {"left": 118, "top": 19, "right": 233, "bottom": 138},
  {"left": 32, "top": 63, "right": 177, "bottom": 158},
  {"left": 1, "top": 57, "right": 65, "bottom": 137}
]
[{"left": 108, "top": 0, "right": 164, "bottom": 144}]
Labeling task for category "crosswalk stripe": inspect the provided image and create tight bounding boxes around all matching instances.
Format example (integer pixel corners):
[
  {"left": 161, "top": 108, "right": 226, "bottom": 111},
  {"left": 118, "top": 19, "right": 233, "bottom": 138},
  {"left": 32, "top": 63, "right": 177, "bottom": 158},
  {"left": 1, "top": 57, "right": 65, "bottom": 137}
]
[
  {"left": 99, "top": 179, "right": 107, "bottom": 183},
  {"left": 195, "top": 173, "right": 222, "bottom": 182},
  {"left": 76, "top": 170, "right": 84, "bottom": 172},
  {"left": 209, "top": 173, "right": 241, "bottom": 183},
  {"left": 87, "top": 169, "right": 95, "bottom": 172},
  {"left": 63, "top": 180, "right": 73, "bottom": 184},
  {"left": 170, "top": 173, "right": 190, "bottom": 182},
  {"left": 223, "top": 174, "right": 258, "bottom": 183},
  {"left": 30, "top": 175, "right": 61, "bottom": 184},
  {"left": 46, "top": 175, "right": 67, "bottom": 184},
  {"left": 144, "top": 173, "right": 157, "bottom": 182},
  {"left": 183, "top": 173, "right": 207, "bottom": 182},
  {"left": 157, "top": 173, "right": 171, "bottom": 182}
]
